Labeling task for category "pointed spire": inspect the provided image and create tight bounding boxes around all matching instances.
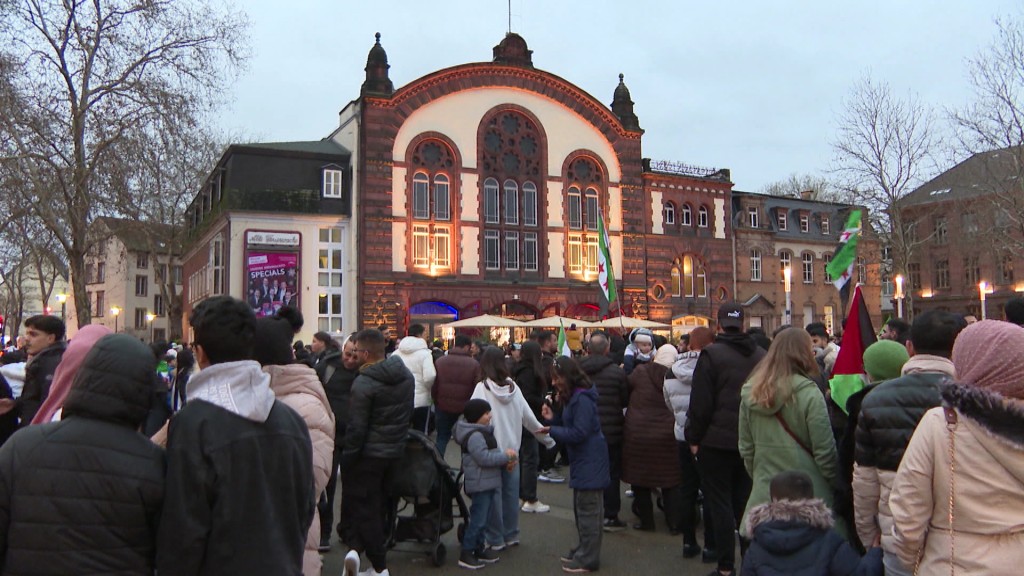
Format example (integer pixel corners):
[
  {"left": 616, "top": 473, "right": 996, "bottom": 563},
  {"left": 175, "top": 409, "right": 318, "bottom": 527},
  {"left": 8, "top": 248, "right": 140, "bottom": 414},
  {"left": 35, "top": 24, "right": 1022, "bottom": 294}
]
[
  {"left": 611, "top": 73, "right": 640, "bottom": 131},
  {"left": 362, "top": 32, "right": 394, "bottom": 96}
]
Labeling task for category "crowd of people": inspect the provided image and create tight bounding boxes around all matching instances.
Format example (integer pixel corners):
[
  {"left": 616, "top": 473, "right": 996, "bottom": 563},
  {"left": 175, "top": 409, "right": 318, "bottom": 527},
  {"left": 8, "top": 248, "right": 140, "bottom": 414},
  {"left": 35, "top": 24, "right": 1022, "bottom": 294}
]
[{"left": 0, "top": 294, "right": 1021, "bottom": 576}]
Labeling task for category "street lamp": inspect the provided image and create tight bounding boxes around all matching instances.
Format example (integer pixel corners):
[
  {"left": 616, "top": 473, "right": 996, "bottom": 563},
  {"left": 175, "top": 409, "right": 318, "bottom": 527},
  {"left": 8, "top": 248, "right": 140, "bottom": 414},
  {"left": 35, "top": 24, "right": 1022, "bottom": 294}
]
[
  {"left": 783, "top": 266, "right": 792, "bottom": 326},
  {"left": 146, "top": 313, "right": 156, "bottom": 343},
  {"left": 979, "top": 281, "right": 987, "bottom": 321},
  {"left": 110, "top": 306, "right": 121, "bottom": 333},
  {"left": 894, "top": 274, "right": 904, "bottom": 319},
  {"left": 55, "top": 293, "right": 67, "bottom": 321}
]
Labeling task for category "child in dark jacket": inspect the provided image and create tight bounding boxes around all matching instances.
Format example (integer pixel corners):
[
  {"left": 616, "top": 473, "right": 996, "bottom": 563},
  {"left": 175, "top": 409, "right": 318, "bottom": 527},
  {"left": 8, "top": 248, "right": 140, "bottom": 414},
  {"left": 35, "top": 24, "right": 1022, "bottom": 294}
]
[
  {"left": 541, "top": 356, "right": 609, "bottom": 574},
  {"left": 454, "top": 399, "right": 518, "bottom": 570},
  {"left": 741, "top": 471, "right": 882, "bottom": 576}
]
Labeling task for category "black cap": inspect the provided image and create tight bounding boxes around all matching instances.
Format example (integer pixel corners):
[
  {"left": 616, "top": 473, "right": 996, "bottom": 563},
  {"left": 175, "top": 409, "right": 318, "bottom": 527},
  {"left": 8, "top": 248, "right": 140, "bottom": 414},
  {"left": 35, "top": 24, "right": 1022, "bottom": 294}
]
[
  {"left": 463, "top": 398, "right": 491, "bottom": 424},
  {"left": 717, "top": 302, "right": 744, "bottom": 330}
]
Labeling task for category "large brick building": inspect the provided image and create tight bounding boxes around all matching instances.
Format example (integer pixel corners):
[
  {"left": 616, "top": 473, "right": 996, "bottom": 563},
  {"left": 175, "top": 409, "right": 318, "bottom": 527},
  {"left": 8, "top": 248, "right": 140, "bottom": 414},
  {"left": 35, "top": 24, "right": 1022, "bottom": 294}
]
[{"left": 181, "top": 32, "right": 875, "bottom": 343}]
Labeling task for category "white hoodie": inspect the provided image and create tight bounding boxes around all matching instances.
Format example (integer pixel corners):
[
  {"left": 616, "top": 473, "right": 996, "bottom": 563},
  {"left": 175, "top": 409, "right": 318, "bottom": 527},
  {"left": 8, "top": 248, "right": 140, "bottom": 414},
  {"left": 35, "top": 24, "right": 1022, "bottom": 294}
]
[
  {"left": 471, "top": 377, "right": 555, "bottom": 452},
  {"left": 396, "top": 336, "right": 436, "bottom": 408},
  {"left": 186, "top": 360, "right": 276, "bottom": 422}
]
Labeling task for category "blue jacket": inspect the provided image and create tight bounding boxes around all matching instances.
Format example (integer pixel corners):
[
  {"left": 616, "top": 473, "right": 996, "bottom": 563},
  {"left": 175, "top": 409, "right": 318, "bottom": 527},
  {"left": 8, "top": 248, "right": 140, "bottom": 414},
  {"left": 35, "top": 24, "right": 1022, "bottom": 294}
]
[
  {"left": 741, "top": 499, "right": 883, "bottom": 576},
  {"left": 549, "top": 387, "right": 609, "bottom": 490},
  {"left": 454, "top": 419, "right": 509, "bottom": 495}
]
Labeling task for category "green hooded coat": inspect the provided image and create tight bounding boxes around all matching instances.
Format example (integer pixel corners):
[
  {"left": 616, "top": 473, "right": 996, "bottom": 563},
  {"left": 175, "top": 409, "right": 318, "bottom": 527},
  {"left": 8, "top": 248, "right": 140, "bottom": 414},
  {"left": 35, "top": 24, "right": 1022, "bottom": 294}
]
[{"left": 738, "top": 374, "right": 839, "bottom": 535}]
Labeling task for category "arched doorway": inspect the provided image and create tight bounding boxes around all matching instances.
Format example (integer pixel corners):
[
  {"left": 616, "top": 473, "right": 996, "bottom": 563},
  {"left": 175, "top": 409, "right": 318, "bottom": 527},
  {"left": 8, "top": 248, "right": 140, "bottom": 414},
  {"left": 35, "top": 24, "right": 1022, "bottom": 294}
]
[
  {"left": 671, "top": 314, "right": 711, "bottom": 341},
  {"left": 487, "top": 300, "right": 539, "bottom": 344},
  {"left": 409, "top": 300, "right": 458, "bottom": 343}
]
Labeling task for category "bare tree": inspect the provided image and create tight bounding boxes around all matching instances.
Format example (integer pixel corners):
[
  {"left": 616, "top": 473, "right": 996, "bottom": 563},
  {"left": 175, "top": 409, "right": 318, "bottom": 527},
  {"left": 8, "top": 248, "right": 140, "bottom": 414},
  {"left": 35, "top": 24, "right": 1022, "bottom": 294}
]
[
  {"left": 831, "top": 76, "right": 941, "bottom": 318},
  {"left": 951, "top": 14, "right": 1024, "bottom": 260},
  {"left": 759, "top": 172, "right": 846, "bottom": 202},
  {"left": 0, "top": 0, "right": 248, "bottom": 328}
]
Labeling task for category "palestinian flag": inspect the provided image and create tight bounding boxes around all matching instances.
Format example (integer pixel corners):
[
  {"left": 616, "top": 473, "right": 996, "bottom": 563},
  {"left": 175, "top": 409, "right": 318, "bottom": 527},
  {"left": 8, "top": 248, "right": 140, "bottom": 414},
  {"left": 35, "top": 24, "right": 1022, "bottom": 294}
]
[{"left": 828, "top": 284, "right": 876, "bottom": 414}]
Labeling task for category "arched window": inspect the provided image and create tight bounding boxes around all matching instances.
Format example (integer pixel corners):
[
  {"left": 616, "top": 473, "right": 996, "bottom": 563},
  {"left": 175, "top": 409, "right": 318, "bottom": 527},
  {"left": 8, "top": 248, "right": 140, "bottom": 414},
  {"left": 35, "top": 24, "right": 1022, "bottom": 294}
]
[
  {"left": 678, "top": 254, "right": 708, "bottom": 298},
  {"left": 779, "top": 250, "right": 792, "bottom": 283},
  {"left": 408, "top": 139, "right": 457, "bottom": 272},
  {"left": 698, "top": 205, "right": 709, "bottom": 228},
  {"left": 478, "top": 109, "right": 545, "bottom": 276},
  {"left": 663, "top": 202, "right": 675, "bottom": 225},
  {"left": 802, "top": 252, "right": 814, "bottom": 284},
  {"left": 681, "top": 204, "right": 692, "bottom": 226},
  {"left": 564, "top": 157, "right": 605, "bottom": 278},
  {"left": 750, "top": 248, "right": 762, "bottom": 281},
  {"left": 671, "top": 267, "right": 681, "bottom": 296}
]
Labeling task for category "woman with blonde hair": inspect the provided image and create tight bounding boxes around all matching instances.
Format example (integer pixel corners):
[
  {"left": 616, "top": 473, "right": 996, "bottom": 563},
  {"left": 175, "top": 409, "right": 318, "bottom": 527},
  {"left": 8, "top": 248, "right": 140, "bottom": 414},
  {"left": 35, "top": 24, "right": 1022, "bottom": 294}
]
[{"left": 738, "top": 327, "right": 839, "bottom": 536}]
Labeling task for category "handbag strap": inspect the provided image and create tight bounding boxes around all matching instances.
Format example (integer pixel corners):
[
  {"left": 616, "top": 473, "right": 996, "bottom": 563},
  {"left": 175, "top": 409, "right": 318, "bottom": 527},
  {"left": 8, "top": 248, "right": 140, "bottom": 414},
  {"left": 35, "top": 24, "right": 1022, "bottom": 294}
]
[
  {"left": 774, "top": 412, "right": 813, "bottom": 456},
  {"left": 943, "top": 406, "right": 958, "bottom": 576}
]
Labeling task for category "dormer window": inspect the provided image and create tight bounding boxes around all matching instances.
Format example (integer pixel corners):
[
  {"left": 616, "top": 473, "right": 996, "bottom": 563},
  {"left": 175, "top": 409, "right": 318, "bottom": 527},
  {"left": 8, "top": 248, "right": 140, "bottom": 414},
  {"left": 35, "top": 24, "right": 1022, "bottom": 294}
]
[
  {"left": 747, "top": 206, "right": 758, "bottom": 228},
  {"left": 800, "top": 213, "right": 810, "bottom": 233},
  {"left": 821, "top": 217, "right": 830, "bottom": 235},
  {"left": 777, "top": 211, "right": 787, "bottom": 231},
  {"left": 323, "top": 168, "right": 343, "bottom": 198}
]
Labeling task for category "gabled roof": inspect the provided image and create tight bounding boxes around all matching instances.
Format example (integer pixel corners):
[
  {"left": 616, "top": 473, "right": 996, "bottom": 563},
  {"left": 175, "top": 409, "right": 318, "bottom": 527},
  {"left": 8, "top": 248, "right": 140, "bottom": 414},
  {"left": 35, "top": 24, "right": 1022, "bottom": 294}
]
[
  {"left": 94, "top": 216, "right": 181, "bottom": 254},
  {"left": 900, "top": 146, "right": 1023, "bottom": 208}
]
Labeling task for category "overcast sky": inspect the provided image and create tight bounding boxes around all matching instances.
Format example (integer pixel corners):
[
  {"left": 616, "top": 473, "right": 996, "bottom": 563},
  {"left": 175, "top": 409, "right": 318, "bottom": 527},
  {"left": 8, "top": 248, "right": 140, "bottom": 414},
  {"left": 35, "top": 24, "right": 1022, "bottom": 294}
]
[{"left": 225, "top": 0, "right": 1019, "bottom": 191}]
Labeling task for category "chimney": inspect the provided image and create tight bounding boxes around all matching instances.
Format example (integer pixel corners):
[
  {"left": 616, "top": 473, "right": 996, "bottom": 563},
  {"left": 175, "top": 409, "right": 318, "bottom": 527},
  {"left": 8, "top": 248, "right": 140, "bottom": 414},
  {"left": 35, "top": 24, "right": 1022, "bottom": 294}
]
[{"left": 800, "top": 190, "right": 814, "bottom": 200}]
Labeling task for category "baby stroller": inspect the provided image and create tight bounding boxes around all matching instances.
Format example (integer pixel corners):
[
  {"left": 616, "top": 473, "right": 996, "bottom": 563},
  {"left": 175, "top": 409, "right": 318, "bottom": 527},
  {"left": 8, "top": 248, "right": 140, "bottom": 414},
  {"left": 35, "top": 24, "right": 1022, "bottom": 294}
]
[{"left": 386, "top": 429, "right": 469, "bottom": 566}]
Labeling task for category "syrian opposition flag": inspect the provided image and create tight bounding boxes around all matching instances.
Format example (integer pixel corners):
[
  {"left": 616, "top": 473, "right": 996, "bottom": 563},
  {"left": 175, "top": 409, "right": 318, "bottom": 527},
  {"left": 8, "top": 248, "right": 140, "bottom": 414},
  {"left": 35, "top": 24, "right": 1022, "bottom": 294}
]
[
  {"left": 826, "top": 209, "right": 862, "bottom": 293},
  {"left": 828, "top": 284, "right": 877, "bottom": 414},
  {"left": 597, "top": 208, "right": 617, "bottom": 304},
  {"left": 557, "top": 319, "right": 573, "bottom": 358}
]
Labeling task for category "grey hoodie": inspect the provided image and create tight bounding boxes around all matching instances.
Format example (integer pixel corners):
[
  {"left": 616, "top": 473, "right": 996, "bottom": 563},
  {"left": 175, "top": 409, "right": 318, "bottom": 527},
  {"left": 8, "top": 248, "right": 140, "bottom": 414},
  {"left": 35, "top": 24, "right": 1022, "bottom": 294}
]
[
  {"left": 186, "top": 360, "right": 276, "bottom": 422},
  {"left": 454, "top": 419, "right": 509, "bottom": 494}
]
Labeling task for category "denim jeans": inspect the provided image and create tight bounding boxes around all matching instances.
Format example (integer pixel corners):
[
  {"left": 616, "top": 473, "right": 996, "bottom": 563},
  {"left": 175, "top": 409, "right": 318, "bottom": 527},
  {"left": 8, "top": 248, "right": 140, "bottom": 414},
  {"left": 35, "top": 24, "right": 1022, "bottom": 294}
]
[
  {"left": 485, "top": 465, "right": 521, "bottom": 546},
  {"left": 434, "top": 409, "right": 460, "bottom": 457},
  {"left": 463, "top": 488, "right": 498, "bottom": 553}
]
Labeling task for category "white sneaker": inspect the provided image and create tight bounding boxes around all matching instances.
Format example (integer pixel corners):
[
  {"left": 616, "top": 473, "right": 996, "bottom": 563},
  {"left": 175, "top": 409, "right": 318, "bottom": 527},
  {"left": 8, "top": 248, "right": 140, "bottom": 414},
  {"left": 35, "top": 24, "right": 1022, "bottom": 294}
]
[
  {"left": 357, "top": 569, "right": 390, "bottom": 576},
  {"left": 344, "top": 550, "right": 360, "bottom": 576},
  {"left": 521, "top": 500, "right": 551, "bottom": 513},
  {"left": 538, "top": 470, "right": 566, "bottom": 483}
]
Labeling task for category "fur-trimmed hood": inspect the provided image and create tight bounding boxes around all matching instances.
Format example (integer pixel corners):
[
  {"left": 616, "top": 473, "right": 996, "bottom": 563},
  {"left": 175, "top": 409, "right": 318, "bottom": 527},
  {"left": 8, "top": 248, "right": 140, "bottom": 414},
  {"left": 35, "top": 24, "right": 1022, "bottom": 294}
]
[
  {"left": 943, "top": 382, "right": 1024, "bottom": 451},
  {"left": 744, "top": 498, "right": 834, "bottom": 550}
]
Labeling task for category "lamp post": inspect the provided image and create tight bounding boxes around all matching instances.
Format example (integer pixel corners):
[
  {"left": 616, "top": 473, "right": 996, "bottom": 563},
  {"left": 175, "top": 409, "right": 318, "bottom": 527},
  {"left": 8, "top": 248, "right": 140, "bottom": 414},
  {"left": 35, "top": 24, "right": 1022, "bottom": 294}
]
[
  {"left": 894, "top": 274, "right": 904, "bottom": 319},
  {"left": 979, "top": 281, "right": 987, "bottom": 320},
  {"left": 55, "top": 293, "right": 67, "bottom": 321},
  {"left": 783, "top": 266, "right": 792, "bottom": 326},
  {"left": 110, "top": 306, "right": 121, "bottom": 333},
  {"left": 146, "top": 313, "right": 156, "bottom": 343}
]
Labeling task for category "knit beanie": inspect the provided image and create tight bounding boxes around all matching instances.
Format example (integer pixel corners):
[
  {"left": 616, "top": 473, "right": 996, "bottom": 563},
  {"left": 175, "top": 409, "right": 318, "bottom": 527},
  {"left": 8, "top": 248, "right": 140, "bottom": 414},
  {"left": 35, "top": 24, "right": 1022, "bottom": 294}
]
[
  {"left": 463, "top": 398, "right": 492, "bottom": 424},
  {"left": 862, "top": 340, "right": 909, "bottom": 383},
  {"left": 653, "top": 344, "right": 678, "bottom": 368},
  {"left": 952, "top": 320, "right": 1024, "bottom": 400}
]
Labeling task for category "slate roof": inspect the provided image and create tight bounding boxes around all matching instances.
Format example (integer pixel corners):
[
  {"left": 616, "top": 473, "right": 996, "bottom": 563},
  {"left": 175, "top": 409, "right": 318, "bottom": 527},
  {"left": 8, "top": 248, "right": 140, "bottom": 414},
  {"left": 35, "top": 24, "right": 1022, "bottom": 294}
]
[
  {"left": 231, "top": 140, "right": 350, "bottom": 157},
  {"left": 899, "top": 146, "right": 1023, "bottom": 208},
  {"left": 94, "top": 216, "right": 181, "bottom": 254}
]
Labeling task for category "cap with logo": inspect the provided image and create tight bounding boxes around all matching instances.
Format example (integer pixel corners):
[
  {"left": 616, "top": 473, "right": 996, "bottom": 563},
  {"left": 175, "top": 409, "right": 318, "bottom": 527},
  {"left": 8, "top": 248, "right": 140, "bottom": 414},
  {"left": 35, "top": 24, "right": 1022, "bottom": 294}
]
[{"left": 717, "top": 302, "right": 745, "bottom": 330}]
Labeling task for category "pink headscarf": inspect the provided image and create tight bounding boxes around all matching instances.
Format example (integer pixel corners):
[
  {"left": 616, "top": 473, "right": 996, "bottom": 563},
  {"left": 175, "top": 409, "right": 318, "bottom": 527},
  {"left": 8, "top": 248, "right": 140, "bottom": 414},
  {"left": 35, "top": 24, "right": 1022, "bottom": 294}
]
[
  {"left": 31, "top": 324, "right": 112, "bottom": 424},
  {"left": 951, "top": 320, "right": 1024, "bottom": 401}
]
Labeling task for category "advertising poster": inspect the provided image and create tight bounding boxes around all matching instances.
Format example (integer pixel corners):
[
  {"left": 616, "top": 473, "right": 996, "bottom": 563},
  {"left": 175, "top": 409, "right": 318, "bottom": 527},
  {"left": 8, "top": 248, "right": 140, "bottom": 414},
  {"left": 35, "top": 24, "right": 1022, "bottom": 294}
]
[{"left": 247, "top": 252, "right": 299, "bottom": 318}]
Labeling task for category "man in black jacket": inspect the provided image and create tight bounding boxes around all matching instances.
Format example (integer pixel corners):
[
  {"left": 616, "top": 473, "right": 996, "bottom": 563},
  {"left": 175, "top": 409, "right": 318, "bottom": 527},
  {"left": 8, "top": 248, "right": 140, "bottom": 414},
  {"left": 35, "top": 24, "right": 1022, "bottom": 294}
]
[
  {"left": 0, "top": 315, "right": 66, "bottom": 426},
  {"left": 685, "top": 303, "right": 766, "bottom": 576},
  {"left": 156, "top": 296, "right": 314, "bottom": 576},
  {"left": 340, "top": 328, "right": 414, "bottom": 576},
  {"left": 0, "top": 333, "right": 164, "bottom": 574},
  {"left": 317, "top": 333, "right": 359, "bottom": 549},
  {"left": 580, "top": 331, "right": 629, "bottom": 530}
]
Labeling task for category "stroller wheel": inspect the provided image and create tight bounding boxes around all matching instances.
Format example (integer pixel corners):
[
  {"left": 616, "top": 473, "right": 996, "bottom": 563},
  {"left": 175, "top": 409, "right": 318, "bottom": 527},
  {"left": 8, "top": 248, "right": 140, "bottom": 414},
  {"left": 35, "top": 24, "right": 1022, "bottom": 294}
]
[
  {"left": 431, "top": 542, "right": 447, "bottom": 566},
  {"left": 457, "top": 522, "right": 466, "bottom": 544}
]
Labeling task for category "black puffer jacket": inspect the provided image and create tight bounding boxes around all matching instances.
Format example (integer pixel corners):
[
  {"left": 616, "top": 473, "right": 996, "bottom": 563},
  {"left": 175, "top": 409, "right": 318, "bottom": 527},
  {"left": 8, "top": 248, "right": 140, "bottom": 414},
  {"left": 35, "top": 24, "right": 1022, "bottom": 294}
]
[
  {"left": 513, "top": 360, "right": 545, "bottom": 419},
  {"left": 343, "top": 355, "right": 414, "bottom": 463},
  {"left": 685, "top": 332, "right": 766, "bottom": 451},
  {"left": 316, "top": 349, "right": 357, "bottom": 440},
  {"left": 579, "top": 355, "right": 628, "bottom": 445},
  {"left": 854, "top": 372, "right": 945, "bottom": 471},
  {"left": 0, "top": 334, "right": 164, "bottom": 575},
  {"left": 18, "top": 342, "right": 66, "bottom": 426}
]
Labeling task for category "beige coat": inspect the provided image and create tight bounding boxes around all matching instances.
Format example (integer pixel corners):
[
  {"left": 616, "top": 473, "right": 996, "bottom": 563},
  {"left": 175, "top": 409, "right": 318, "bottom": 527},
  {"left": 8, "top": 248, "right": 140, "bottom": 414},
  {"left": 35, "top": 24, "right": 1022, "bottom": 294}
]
[
  {"left": 889, "top": 387, "right": 1024, "bottom": 575},
  {"left": 266, "top": 364, "right": 336, "bottom": 576}
]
